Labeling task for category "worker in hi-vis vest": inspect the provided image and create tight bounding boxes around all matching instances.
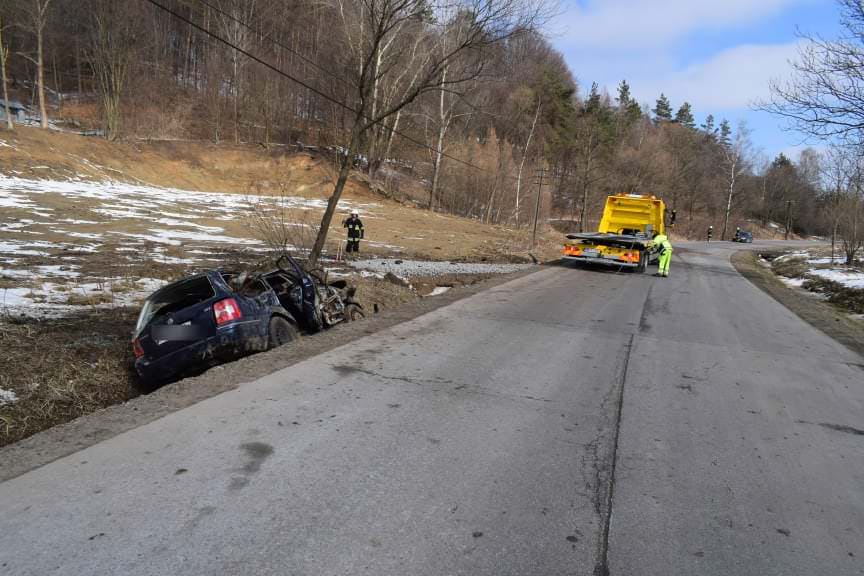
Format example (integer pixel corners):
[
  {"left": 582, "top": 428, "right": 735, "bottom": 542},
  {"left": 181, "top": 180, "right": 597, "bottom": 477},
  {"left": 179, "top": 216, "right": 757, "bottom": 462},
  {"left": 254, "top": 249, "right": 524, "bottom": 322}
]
[{"left": 652, "top": 232, "right": 673, "bottom": 278}]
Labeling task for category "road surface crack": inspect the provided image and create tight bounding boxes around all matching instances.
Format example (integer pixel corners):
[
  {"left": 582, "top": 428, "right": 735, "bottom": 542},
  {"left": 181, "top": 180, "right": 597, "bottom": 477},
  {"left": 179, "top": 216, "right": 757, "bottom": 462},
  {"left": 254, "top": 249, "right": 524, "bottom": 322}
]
[{"left": 593, "top": 333, "right": 635, "bottom": 576}]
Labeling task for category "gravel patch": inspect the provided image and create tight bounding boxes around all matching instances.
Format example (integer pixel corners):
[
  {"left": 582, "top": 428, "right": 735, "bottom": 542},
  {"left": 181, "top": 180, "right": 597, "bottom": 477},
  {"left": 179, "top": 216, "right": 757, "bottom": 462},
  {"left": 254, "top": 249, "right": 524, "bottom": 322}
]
[{"left": 347, "top": 258, "right": 535, "bottom": 278}]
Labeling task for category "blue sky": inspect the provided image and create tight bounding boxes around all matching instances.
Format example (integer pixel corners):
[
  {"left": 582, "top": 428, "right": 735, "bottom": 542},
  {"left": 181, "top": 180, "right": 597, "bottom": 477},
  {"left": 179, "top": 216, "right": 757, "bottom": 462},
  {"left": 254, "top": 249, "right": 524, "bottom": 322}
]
[{"left": 550, "top": 0, "right": 842, "bottom": 163}]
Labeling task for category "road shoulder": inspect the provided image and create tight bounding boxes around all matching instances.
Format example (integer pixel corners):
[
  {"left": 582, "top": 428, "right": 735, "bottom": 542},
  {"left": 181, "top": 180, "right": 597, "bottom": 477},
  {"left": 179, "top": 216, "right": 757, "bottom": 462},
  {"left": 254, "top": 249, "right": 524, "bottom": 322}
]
[{"left": 731, "top": 249, "right": 864, "bottom": 358}]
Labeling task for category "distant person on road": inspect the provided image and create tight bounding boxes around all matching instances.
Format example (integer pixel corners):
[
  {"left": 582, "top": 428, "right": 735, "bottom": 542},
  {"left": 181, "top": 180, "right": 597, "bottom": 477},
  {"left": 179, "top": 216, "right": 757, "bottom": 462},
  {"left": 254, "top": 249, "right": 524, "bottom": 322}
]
[
  {"left": 707, "top": 225, "right": 713, "bottom": 242},
  {"left": 342, "top": 210, "right": 364, "bottom": 257},
  {"left": 653, "top": 232, "right": 673, "bottom": 278}
]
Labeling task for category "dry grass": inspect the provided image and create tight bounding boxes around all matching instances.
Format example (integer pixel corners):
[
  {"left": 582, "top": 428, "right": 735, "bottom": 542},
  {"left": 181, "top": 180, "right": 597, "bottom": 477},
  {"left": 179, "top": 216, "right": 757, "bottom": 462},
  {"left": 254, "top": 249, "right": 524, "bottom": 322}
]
[
  {"left": 803, "top": 277, "right": 864, "bottom": 314},
  {"left": 0, "top": 310, "right": 140, "bottom": 447},
  {"left": 771, "top": 255, "right": 809, "bottom": 279}
]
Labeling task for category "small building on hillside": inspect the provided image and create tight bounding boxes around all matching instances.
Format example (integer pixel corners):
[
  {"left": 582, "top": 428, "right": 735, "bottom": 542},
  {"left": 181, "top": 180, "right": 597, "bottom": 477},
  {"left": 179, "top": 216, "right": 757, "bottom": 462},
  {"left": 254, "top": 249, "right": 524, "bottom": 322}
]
[{"left": 0, "top": 99, "right": 28, "bottom": 124}]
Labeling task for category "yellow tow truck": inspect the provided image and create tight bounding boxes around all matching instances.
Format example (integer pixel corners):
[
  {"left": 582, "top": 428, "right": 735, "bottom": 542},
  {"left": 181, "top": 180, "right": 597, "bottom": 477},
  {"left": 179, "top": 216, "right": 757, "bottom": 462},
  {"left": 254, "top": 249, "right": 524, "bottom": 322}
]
[{"left": 562, "top": 194, "right": 667, "bottom": 273}]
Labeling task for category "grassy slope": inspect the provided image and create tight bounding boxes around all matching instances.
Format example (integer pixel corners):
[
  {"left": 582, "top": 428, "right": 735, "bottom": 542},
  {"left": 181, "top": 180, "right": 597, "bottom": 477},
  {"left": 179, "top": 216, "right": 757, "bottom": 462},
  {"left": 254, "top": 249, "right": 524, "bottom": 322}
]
[{"left": 0, "top": 126, "right": 561, "bottom": 262}]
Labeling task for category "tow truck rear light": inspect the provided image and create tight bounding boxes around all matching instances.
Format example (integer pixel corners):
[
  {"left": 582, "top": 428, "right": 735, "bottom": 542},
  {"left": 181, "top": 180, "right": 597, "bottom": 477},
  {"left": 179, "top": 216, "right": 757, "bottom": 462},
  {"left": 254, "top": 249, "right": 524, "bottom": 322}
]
[
  {"left": 214, "top": 298, "right": 242, "bottom": 325},
  {"left": 132, "top": 338, "right": 145, "bottom": 359}
]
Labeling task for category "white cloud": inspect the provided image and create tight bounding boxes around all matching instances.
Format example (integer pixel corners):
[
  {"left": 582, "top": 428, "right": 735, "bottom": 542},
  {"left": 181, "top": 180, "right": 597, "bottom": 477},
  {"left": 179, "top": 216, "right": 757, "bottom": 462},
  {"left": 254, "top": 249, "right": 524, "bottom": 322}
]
[
  {"left": 555, "top": 0, "right": 808, "bottom": 49},
  {"left": 630, "top": 42, "right": 801, "bottom": 110}
]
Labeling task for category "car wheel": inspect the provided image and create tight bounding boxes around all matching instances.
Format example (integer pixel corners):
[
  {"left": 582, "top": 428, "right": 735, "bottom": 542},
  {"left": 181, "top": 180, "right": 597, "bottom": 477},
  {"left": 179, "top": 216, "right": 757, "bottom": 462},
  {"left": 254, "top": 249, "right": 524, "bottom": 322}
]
[
  {"left": 344, "top": 303, "right": 365, "bottom": 322},
  {"left": 268, "top": 316, "right": 299, "bottom": 349}
]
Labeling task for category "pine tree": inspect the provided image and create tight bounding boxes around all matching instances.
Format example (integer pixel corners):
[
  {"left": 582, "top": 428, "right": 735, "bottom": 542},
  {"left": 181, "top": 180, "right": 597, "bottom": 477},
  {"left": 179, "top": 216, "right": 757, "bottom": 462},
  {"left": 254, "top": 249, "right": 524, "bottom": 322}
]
[
  {"left": 653, "top": 93, "right": 673, "bottom": 122},
  {"left": 615, "top": 80, "right": 642, "bottom": 125},
  {"left": 585, "top": 82, "right": 602, "bottom": 113},
  {"left": 674, "top": 102, "right": 695, "bottom": 128},
  {"left": 772, "top": 153, "right": 792, "bottom": 168},
  {"left": 701, "top": 114, "right": 716, "bottom": 136},
  {"left": 616, "top": 80, "right": 632, "bottom": 107},
  {"left": 719, "top": 119, "right": 732, "bottom": 147}
]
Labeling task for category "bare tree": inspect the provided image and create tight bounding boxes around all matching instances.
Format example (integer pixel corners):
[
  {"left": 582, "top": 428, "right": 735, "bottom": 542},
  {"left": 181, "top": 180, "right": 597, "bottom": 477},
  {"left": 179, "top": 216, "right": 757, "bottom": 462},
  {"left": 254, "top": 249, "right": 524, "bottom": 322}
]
[
  {"left": 839, "top": 176, "right": 864, "bottom": 264},
  {"left": 0, "top": 12, "right": 12, "bottom": 131},
  {"left": 821, "top": 147, "right": 854, "bottom": 260},
  {"left": 307, "top": 0, "right": 549, "bottom": 265},
  {"left": 245, "top": 180, "right": 324, "bottom": 256},
  {"left": 214, "top": 0, "right": 257, "bottom": 144},
  {"left": 20, "top": 0, "right": 52, "bottom": 129},
  {"left": 761, "top": 0, "right": 864, "bottom": 146},
  {"left": 721, "top": 122, "right": 752, "bottom": 240},
  {"left": 828, "top": 149, "right": 864, "bottom": 264},
  {"left": 514, "top": 96, "right": 541, "bottom": 226},
  {"left": 87, "top": 3, "right": 135, "bottom": 141}
]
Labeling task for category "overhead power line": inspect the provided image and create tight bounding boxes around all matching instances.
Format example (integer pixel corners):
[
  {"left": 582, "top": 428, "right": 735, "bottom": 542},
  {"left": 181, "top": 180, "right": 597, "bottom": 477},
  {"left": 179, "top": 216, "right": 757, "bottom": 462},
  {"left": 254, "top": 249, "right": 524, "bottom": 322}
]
[{"left": 142, "top": 0, "right": 489, "bottom": 173}]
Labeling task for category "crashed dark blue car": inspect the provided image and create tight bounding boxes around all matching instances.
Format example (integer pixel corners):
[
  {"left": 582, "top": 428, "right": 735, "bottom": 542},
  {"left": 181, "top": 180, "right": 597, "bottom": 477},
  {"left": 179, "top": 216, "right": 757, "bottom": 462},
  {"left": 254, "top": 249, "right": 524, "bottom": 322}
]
[{"left": 132, "top": 257, "right": 362, "bottom": 384}]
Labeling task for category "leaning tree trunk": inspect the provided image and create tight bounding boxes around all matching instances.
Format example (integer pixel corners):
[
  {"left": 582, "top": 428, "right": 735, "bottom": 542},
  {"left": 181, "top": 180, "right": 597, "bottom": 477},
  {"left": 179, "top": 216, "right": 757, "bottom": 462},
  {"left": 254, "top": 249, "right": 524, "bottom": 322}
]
[
  {"left": 515, "top": 99, "right": 541, "bottom": 227},
  {"left": 309, "top": 122, "right": 363, "bottom": 267}
]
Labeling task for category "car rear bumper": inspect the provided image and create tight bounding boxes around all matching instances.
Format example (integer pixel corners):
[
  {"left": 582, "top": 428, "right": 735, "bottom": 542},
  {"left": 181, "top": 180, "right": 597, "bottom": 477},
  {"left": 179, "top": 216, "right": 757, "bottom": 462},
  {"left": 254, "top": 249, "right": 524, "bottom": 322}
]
[{"left": 135, "top": 324, "right": 267, "bottom": 382}]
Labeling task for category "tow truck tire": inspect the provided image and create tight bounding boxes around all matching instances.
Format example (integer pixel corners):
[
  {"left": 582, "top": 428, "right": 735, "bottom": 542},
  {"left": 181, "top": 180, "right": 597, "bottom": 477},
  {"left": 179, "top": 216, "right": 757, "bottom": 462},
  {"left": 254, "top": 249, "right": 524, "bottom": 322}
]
[{"left": 268, "top": 316, "right": 299, "bottom": 349}]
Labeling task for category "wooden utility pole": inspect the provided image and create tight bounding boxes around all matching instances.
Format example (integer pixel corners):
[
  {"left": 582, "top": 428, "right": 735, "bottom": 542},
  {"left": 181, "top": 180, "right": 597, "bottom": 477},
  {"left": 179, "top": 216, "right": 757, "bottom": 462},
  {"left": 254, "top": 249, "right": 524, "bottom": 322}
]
[{"left": 532, "top": 167, "right": 546, "bottom": 249}]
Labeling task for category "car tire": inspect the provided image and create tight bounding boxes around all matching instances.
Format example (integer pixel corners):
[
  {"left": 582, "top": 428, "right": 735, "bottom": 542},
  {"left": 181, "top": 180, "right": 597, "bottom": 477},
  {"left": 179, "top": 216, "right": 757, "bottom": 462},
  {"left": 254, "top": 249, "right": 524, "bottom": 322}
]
[
  {"left": 344, "top": 303, "right": 365, "bottom": 322},
  {"left": 268, "top": 316, "right": 299, "bottom": 349}
]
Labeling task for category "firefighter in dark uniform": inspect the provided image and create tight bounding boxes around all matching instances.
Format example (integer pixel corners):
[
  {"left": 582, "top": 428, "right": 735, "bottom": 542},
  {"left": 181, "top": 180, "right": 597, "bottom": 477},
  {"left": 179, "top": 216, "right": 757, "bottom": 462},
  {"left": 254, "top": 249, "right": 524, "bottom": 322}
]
[{"left": 343, "top": 210, "right": 364, "bottom": 255}]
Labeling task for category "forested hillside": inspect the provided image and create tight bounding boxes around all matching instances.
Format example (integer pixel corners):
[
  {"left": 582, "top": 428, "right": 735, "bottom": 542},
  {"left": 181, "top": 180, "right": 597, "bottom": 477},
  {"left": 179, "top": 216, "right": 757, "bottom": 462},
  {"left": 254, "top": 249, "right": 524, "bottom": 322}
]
[{"left": 0, "top": 0, "right": 833, "bottom": 240}]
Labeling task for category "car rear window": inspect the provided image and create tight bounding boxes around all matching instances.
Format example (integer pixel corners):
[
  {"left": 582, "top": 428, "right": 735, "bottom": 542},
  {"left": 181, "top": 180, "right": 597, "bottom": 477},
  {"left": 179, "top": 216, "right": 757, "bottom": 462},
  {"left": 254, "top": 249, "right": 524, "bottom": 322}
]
[{"left": 136, "top": 276, "right": 215, "bottom": 333}]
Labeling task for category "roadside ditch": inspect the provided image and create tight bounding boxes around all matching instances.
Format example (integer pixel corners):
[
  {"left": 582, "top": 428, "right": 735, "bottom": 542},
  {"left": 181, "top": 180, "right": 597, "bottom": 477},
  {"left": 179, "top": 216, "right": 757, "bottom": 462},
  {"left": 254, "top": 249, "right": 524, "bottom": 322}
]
[
  {"left": 0, "top": 266, "right": 540, "bottom": 482},
  {"left": 731, "top": 250, "right": 864, "bottom": 359}
]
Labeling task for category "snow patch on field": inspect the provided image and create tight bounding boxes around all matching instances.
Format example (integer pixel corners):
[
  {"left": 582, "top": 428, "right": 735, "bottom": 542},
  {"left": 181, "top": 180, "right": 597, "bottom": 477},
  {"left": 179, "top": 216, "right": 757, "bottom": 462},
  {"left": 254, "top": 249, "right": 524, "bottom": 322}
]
[
  {"left": 780, "top": 277, "right": 806, "bottom": 288},
  {"left": 0, "top": 174, "right": 378, "bottom": 218},
  {"left": 1, "top": 265, "right": 80, "bottom": 279},
  {"left": 773, "top": 251, "right": 809, "bottom": 263},
  {"left": 0, "top": 388, "right": 17, "bottom": 407},
  {"left": 0, "top": 191, "right": 36, "bottom": 209},
  {"left": 809, "top": 269, "right": 864, "bottom": 289},
  {"left": 1, "top": 277, "right": 165, "bottom": 318},
  {"left": 0, "top": 175, "right": 392, "bottom": 318},
  {"left": 348, "top": 258, "right": 533, "bottom": 277},
  {"left": 807, "top": 256, "right": 848, "bottom": 265}
]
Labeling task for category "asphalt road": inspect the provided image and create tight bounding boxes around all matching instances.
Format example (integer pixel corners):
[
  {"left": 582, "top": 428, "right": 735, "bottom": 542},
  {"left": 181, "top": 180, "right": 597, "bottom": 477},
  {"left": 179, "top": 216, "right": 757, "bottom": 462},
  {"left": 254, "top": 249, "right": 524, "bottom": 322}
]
[{"left": 1, "top": 241, "right": 862, "bottom": 575}]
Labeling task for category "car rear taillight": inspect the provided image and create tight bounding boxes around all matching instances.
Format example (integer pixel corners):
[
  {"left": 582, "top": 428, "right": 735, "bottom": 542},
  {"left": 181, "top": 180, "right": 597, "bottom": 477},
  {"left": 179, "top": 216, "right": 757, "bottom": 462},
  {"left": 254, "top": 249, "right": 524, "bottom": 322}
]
[
  {"left": 214, "top": 298, "right": 243, "bottom": 325},
  {"left": 132, "top": 338, "right": 145, "bottom": 359}
]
